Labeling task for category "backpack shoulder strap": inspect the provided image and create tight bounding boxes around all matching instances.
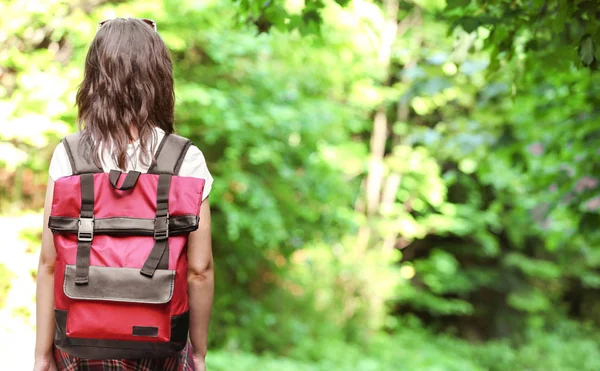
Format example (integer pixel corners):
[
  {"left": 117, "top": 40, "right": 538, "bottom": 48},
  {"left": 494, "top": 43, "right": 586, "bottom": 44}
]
[
  {"left": 147, "top": 134, "right": 193, "bottom": 175},
  {"left": 141, "top": 133, "right": 192, "bottom": 278},
  {"left": 62, "top": 133, "right": 103, "bottom": 175}
]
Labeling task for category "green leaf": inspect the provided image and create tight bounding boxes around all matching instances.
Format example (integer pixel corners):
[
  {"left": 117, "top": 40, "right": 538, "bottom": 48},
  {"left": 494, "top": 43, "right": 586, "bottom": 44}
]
[
  {"left": 579, "top": 35, "right": 595, "bottom": 65},
  {"left": 459, "top": 17, "right": 480, "bottom": 33},
  {"left": 552, "top": 3, "right": 568, "bottom": 33}
]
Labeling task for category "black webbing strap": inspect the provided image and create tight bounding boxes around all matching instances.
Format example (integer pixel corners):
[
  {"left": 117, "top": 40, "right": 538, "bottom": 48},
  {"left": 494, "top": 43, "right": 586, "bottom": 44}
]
[
  {"left": 147, "top": 134, "right": 192, "bottom": 175},
  {"left": 109, "top": 170, "right": 141, "bottom": 190},
  {"left": 75, "top": 173, "right": 95, "bottom": 285},
  {"left": 139, "top": 134, "right": 191, "bottom": 277},
  {"left": 140, "top": 174, "right": 172, "bottom": 277},
  {"left": 62, "top": 133, "right": 103, "bottom": 175}
]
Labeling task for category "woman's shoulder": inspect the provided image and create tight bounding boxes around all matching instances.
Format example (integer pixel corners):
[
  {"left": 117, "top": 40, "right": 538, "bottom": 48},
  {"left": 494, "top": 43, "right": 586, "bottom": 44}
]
[
  {"left": 49, "top": 141, "right": 73, "bottom": 181},
  {"left": 155, "top": 131, "right": 208, "bottom": 175},
  {"left": 179, "top": 143, "right": 211, "bottom": 177},
  {"left": 178, "top": 140, "right": 214, "bottom": 200}
]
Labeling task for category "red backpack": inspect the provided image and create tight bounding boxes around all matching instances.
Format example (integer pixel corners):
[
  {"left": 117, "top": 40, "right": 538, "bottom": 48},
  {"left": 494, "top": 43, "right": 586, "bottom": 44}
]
[{"left": 49, "top": 132, "right": 205, "bottom": 359}]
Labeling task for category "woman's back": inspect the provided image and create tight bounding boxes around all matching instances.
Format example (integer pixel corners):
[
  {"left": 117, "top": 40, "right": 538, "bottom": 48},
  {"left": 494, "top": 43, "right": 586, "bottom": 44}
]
[{"left": 34, "top": 18, "right": 214, "bottom": 371}]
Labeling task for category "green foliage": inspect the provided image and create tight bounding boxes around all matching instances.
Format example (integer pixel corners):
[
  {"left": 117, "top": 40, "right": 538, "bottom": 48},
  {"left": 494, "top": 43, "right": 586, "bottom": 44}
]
[
  {"left": 444, "top": 0, "right": 600, "bottom": 70},
  {"left": 234, "top": 0, "right": 340, "bottom": 35},
  {"left": 336, "top": 1, "right": 600, "bottom": 343},
  {"left": 476, "top": 320, "right": 600, "bottom": 371},
  {"left": 206, "top": 319, "right": 600, "bottom": 371},
  {"left": 208, "top": 328, "right": 484, "bottom": 371}
]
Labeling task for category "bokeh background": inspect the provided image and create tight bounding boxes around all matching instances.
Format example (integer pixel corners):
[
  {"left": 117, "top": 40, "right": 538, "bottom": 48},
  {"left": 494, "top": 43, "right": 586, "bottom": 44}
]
[{"left": 2, "top": 0, "right": 600, "bottom": 370}]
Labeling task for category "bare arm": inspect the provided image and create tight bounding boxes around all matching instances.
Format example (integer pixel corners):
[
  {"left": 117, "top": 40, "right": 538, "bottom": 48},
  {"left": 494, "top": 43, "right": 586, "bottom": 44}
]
[
  {"left": 34, "top": 180, "right": 57, "bottom": 364},
  {"left": 187, "top": 198, "right": 214, "bottom": 361}
]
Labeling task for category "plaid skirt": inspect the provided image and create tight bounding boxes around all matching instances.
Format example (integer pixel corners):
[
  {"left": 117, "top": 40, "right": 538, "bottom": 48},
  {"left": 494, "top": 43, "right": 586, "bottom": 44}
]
[{"left": 53, "top": 341, "right": 196, "bottom": 371}]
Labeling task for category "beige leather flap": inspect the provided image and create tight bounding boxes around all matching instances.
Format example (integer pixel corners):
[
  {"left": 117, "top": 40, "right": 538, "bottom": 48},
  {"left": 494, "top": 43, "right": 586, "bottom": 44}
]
[{"left": 64, "top": 265, "right": 175, "bottom": 304}]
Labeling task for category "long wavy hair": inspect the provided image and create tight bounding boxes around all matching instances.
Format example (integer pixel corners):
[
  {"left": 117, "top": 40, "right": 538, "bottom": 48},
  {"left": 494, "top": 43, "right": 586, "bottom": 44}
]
[{"left": 76, "top": 18, "right": 174, "bottom": 170}]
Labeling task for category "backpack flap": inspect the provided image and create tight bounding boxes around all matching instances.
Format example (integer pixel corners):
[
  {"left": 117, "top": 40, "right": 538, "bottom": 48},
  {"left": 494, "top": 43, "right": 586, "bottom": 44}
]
[
  {"left": 63, "top": 265, "right": 175, "bottom": 304},
  {"left": 62, "top": 264, "right": 177, "bottom": 344}
]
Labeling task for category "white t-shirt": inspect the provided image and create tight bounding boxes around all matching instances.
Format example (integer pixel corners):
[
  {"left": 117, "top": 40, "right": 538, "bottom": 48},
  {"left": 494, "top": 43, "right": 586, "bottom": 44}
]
[{"left": 49, "top": 128, "right": 213, "bottom": 200}]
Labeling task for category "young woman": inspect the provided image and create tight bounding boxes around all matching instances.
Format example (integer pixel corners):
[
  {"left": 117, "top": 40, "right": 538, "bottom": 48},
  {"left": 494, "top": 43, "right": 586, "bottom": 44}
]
[{"left": 33, "top": 18, "right": 214, "bottom": 371}]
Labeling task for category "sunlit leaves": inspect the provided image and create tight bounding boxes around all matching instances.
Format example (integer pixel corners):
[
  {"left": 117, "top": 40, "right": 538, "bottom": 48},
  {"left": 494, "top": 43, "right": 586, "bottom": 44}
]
[{"left": 444, "top": 0, "right": 600, "bottom": 72}]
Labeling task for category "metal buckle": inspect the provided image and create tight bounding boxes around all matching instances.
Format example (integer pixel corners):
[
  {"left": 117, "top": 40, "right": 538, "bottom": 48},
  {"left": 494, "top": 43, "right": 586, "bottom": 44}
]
[
  {"left": 77, "top": 216, "right": 94, "bottom": 242},
  {"left": 154, "top": 213, "right": 169, "bottom": 240}
]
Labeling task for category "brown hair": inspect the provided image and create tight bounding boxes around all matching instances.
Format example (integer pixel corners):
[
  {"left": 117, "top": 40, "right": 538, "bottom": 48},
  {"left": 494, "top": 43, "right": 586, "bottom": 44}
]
[{"left": 76, "top": 18, "right": 174, "bottom": 170}]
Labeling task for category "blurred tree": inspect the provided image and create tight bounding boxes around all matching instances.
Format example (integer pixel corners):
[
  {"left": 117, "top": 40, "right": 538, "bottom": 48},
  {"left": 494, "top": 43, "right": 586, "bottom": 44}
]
[{"left": 232, "top": 0, "right": 600, "bottom": 342}]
